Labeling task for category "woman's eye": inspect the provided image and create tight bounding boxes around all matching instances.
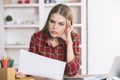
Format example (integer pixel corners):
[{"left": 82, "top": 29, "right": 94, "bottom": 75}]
[
  {"left": 59, "top": 23, "right": 64, "bottom": 26},
  {"left": 50, "top": 20, "right": 54, "bottom": 23}
]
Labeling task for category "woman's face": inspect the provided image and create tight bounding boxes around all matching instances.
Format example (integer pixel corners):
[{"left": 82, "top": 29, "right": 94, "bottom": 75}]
[{"left": 48, "top": 13, "right": 67, "bottom": 38}]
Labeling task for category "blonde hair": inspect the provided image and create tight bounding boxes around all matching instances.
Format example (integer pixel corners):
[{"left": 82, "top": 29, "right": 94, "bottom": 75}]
[{"left": 41, "top": 4, "right": 73, "bottom": 35}]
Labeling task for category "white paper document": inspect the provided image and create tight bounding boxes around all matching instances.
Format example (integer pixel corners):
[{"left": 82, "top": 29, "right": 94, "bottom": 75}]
[{"left": 18, "top": 49, "right": 66, "bottom": 80}]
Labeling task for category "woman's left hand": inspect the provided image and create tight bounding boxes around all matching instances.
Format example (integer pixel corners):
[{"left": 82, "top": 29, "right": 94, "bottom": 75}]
[
  {"left": 15, "top": 72, "right": 26, "bottom": 79},
  {"left": 59, "top": 20, "right": 73, "bottom": 44}
]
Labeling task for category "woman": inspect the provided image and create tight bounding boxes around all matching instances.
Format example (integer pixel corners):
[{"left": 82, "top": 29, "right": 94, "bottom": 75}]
[{"left": 16, "top": 3, "right": 80, "bottom": 78}]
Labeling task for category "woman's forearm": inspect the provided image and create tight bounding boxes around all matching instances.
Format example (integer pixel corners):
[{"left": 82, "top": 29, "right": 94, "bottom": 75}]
[{"left": 66, "top": 42, "right": 75, "bottom": 63}]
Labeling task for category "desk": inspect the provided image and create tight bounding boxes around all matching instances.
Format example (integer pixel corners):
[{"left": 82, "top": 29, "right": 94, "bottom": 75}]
[
  {"left": 15, "top": 77, "right": 54, "bottom": 80},
  {"left": 16, "top": 74, "right": 107, "bottom": 80},
  {"left": 15, "top": 74, "right": 102, "bottom": 80},
  {"left": 16, "top": 77, "right": 35, "bottom": 80}
]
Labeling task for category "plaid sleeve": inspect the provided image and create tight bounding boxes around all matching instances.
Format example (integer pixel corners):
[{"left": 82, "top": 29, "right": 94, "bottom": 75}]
[
  {"left": 29, "top": 33, "right": 38, "bottom": 53},
  {"left": 65, "top": 33, "right": 80, "bottom": 76}
]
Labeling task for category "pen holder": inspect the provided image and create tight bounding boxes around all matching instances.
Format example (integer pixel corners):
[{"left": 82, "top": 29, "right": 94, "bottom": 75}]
[{"left": 0, "top": 68, "right": 15, "bottom": 80}]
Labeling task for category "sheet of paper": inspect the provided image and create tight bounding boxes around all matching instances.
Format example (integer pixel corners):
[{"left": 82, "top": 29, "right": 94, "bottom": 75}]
[{"left": 18, "top": 49, "right": 66, "bottom": 80}]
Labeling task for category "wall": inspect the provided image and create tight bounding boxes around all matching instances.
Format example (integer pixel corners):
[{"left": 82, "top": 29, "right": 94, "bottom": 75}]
[{"left": 88, "top": 0, "right": 120, "bottom": 74}]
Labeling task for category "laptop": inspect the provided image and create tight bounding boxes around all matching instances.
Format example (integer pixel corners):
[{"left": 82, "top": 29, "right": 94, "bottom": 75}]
[
  {"left": 106, "top": 56, "right": 120, "bottom": 80},
  {"left": 85, "top": 56, "right": 120, "bottom": 80}
]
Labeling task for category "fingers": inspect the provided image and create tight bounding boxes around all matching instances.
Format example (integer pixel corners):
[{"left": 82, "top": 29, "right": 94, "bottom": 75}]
[
  {"left": 66, "top": 20, "right": 70, "bottom": 28},
  {"left": 15, "top": 72, "right": 26, "bottom": 78},
  {"left": 66, "top": 20, "right": 73, "bottom": 32},
  {"left": 59, "top": 20, "right": 72, "bottom": 41}
]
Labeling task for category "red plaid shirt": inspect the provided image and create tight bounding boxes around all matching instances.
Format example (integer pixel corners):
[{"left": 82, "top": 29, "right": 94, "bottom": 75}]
[{"left": 29, "top": 31, "right": 80, "bottom": 76}]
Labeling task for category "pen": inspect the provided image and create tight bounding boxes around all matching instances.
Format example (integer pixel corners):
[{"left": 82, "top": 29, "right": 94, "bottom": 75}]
[
  {"left": 0, "top": 60, "right": 3, "bottom": 67},
  {"left": 2, "top": 58, "right": 8, "bottom": 68},
  {"left": 8, "top": 59, "right": 14, "bottom": 67},
  {"left": 1, "top": 57, "right": 14, "bottom": 68}
]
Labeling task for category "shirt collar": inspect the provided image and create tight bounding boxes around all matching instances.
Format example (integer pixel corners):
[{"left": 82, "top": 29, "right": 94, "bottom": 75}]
[{"left": 44, "top": 34, "right": 66, "bottom": 47}]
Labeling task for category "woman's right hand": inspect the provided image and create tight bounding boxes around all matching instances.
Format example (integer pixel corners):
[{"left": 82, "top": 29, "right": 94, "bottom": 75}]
[{"left": 15, "top": 72, "right": 26, "bottom": 78}]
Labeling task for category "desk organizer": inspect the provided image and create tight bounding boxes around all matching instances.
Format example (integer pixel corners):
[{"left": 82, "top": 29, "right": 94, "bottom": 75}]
[{"left": 0, "top": 68, "right": 15, "bottom": 80}]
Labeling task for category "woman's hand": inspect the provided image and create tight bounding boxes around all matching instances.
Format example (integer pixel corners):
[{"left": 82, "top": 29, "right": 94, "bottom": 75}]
[
  {"left": 15, "top": 72, "right": 26, "bottom": 78},
  {"left": 59, "top": 20, "right": 73, "bottom": 44}
]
